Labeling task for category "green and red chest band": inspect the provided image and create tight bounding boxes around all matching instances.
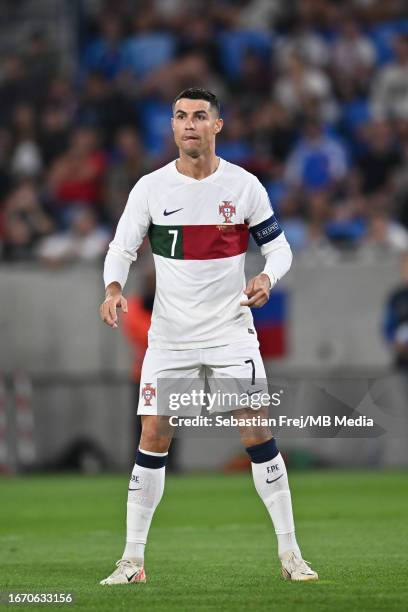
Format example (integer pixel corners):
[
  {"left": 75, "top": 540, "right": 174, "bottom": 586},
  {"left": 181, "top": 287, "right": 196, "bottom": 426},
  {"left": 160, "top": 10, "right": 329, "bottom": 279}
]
[{"left": 149, "top": 223, "right": 249, "bottom": 260}]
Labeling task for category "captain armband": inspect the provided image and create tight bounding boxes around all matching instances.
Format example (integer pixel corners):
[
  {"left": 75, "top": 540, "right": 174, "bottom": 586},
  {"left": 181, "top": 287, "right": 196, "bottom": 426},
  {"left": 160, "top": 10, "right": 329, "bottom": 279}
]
[{"left": 249, "top": 215, "right": 282, "bottom": 246}]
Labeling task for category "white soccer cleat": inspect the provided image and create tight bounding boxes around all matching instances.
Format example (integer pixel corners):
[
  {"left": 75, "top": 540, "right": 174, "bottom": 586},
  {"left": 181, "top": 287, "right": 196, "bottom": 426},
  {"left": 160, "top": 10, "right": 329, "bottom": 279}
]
[
  {"left": 280, "top": 551, "right": 318, "bottom": 581},
  {"left": 100, "top": 559, "right": 146, "bottom": 585}
]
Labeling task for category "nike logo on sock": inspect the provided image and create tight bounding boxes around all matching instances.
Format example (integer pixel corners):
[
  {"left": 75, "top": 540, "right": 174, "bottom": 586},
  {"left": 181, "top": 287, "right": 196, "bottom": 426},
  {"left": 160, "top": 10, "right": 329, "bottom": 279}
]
[
  {"left": 128, "top": 487, "right": 142, "bottom": 491},
  {"left": 266, "top": 473, "right": 284, "bottom": 484},
  {"left": 163, "top": 208, "right": 183, "bottom": 216}
]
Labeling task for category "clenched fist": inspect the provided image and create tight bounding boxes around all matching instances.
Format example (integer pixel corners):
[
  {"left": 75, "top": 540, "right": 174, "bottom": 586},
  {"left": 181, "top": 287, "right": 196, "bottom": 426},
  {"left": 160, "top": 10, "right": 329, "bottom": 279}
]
[{"left": 240, "top": 273, "right": 273, "bottom": 308}]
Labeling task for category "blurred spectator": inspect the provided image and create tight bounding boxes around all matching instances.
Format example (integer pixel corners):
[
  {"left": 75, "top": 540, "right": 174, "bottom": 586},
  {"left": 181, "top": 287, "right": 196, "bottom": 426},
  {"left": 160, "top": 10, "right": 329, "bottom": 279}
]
[
  {"left": 306, "top": 190, "right": 332, "bottom": 232},
  {"left": 76, "top": 72, "right": 135, "bottom": 143},
  {"left": 122, "top": 11, "right": 176, "bottom": 79},
  {"left": 37, "top": 207, "right": 109, "bottom": 265},
  {"left": 324, "top": 194, "right": 367, "bottom": 249},
  {"left": 372, "top": 34, "right": 408, "bottom": 120},
  {"left": 216, "top": 109, "right": 254, "bottom": 164},
  {"left": 229, "top": 50, "right": 271, "bottom": 104},
  {"left": 1, "top": 217, "right": 33, "bottom": 261},
  {"left": 274, "top": 53, "right": 336, "bottom": 122},
  {"left": 362, "top": 210, "right": 408, "bottom": 255},
  {"left": 0, "top": 128, "right": 12, "bottom": 200},
  {"left": 264, "top": 162, "right": 289, "bottom": 213},
  {"left": 23, "top": 30, "right": 59, "bottom": 99},
  {"left": 139, "top": 51, "right": 224, "bottom": 101},
  {"left": 47, "top": 127, "right": 107, "bottom": 221},
  {"left": 357, "top": 120, "right": 402, "bottom": 195},
  {"left": 285, "top": 120, "right": 348, "bottom": 192},
  {"left": 1, "top": 180, "right": 54, "bottom": 261},
  {"left": 218, "top": 28, "right": 272, "bottom": 82},
  {"left": 331, "top": 19, "right": 376, "bottom": 85},
  {"left": 153, "top": 0, "right": 186, "bottom": 24},
  {"left": 105, "top": 127, "right": 150, "bottom": 223},
  {"left": 237, "top": 0, "right": 284, "bottom": 30},
  {"left": 39, "top": 106, "right": 71, "bottom": 166},
  {"left": 251, "top": 102, "right": 296, "bottom": 162},
  {"left": 277, "top": 22, "right": 329, "bottom": 68},
  {"left": 10, "top": 104, "right": 42, "bottom": 178},
  {"left": 176, "top": 16, "right": 219, "bottom": 72},
  {"left": 82, "top": 14, "right": 126, "bottom": 81},
  {"left": 136, "top": 92, "right": 174, "bottom": 158},
  {"left": 279, "top": 194, "right": 310, "bottom": 252},
  {"left": 0, "top": 56, "right": 31, "bottom": 123},
  {"left": 46, "top": 77, "right": 77, "bottom": 122},
  {"left": 370, "top": 17, "right": 408, "bottom": 66}
]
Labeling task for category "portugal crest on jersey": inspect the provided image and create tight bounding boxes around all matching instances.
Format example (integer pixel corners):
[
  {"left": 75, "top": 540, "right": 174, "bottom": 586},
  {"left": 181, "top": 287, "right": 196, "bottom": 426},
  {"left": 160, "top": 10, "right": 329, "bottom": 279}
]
[
  {"left": 141, "top": 383, "right": 156, "bottom": 406},
  {"left": 219, "top": 201, "right": 236, "bottom": 224}
]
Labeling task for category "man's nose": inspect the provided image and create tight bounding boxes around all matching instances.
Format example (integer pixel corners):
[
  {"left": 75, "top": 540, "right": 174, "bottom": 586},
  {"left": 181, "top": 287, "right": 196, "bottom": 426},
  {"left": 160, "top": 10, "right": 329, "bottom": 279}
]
[{"left": 185, "top": 118, "right": 195, "bottom": 129}]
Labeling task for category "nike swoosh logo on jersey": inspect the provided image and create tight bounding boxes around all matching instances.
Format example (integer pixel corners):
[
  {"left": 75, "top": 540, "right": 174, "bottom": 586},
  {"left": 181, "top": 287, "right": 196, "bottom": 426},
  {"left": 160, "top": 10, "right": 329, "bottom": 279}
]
[
  {"left": 266, "top": 473, "right": 283, "bottom": 484},
  {"left": 163, "top": 208, "right": 183, "bottom": 216},
  {"left": 128, "top": 487, "right": 142, "bottom": 491}
]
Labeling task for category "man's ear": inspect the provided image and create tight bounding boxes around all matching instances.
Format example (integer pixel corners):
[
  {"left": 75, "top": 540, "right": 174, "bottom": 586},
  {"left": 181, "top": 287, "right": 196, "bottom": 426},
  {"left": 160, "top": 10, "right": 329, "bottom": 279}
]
[
  {"left": 214, "top": 118, "right": 223, "bottom": 134},
  {"left": 171, "top": 117, "right": 174, "bottom": 131}
]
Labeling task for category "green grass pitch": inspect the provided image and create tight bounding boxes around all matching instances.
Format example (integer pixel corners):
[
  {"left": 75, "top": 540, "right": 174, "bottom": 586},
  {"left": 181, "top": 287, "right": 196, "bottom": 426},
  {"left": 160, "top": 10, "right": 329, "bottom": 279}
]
[{"left": 1, "top": 471, "right": 407, "bottom": 611}]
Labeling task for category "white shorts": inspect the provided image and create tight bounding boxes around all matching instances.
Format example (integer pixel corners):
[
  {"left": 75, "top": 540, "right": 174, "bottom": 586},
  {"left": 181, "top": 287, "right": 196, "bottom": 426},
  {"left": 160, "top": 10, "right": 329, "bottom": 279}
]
[{"left": 138, "top": 341, "right": 268, "bottom": 416}]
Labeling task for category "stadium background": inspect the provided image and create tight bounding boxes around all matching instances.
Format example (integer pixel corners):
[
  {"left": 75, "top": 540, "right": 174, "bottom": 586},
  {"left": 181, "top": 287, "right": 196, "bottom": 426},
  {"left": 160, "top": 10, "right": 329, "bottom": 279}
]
[
  {"left": 1, "top": 2, "right": 408, "bottom": 610},
  {"left": 1, "top": 0, "right": 408, "bottom": 472}
]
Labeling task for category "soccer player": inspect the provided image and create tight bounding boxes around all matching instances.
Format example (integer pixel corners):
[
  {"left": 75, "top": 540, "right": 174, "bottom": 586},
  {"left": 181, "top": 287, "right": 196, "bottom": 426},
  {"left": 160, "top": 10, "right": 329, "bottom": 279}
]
[{"left": 99, "top": 88, "right": 318, "bottom": 584}]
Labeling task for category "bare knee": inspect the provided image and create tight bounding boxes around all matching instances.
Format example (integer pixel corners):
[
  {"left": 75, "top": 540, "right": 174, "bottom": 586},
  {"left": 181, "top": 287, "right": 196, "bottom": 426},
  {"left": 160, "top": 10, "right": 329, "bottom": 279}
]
[{"left": 140, "top": 416, "right": 173, "bottom": 453}]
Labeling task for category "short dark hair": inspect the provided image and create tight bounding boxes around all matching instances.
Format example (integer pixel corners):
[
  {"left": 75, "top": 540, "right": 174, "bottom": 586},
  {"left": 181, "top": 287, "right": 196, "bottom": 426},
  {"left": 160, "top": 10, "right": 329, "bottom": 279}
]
[{"left": 172, "top": 87, "right": 220, "bottom": 116}]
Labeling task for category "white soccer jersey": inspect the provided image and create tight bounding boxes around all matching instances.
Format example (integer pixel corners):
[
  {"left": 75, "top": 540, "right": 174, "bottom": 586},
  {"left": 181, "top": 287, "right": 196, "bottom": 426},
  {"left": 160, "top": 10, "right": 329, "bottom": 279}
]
[{"left": 104, "top": 157, "right": 291, "bottom": 349}]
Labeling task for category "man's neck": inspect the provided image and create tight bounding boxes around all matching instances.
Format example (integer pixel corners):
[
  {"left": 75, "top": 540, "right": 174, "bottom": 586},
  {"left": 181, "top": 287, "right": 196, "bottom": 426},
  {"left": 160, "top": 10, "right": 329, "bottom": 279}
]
[{"left": 176, "top": 153, "right": 220, "bottom": 180}]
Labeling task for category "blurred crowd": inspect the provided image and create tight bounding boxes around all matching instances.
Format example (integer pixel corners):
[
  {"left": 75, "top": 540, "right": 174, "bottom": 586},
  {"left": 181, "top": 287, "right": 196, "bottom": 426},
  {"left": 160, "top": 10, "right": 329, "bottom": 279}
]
[{"left": 1, "top": 0, "right": 408, "bottom": 265}]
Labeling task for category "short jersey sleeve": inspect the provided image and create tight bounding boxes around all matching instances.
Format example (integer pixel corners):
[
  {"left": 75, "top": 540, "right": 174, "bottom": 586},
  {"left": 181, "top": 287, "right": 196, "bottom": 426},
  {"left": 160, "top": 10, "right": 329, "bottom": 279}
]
[{"left": 245, "top": 176, "right": 283, "bottom": 248}]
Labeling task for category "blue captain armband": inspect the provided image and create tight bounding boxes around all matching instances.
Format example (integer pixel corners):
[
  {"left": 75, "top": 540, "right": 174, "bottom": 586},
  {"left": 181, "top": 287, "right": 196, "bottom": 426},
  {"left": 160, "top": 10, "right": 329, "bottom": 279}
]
[{"left": 249, "top": 215, "right": 282, "bottom": 246}]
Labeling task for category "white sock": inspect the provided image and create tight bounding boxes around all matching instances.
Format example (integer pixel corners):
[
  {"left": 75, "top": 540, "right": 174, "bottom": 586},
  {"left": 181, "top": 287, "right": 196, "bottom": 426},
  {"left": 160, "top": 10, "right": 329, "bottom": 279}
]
[
  {"left": 251, "top": 452, "right": 301, "bottom": 558},
  {"left": 122, "top": 451, "right": 166, "bottom": 564}
]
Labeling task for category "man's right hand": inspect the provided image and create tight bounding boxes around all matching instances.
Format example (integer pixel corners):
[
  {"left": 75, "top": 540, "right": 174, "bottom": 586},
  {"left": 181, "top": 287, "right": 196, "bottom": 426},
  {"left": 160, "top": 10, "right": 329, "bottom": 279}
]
[{"left": 99, "top": 282, "right": 128, "bottom": 329}]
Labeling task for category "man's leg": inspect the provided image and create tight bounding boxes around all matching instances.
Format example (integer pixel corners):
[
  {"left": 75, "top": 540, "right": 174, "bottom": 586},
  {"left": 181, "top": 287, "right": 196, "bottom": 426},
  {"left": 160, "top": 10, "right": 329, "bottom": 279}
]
[
  {"left": 123, "top": 416, "right": 173, "bottom": 561},
  {"left": 236, "top": 408, "right": 318, "bottom": 581},
  {"left": 236, "top": 408, "right": 300, "bottom": 557},
  {"left": 100, "top": 416, "right": 173, "bottom": 585}
]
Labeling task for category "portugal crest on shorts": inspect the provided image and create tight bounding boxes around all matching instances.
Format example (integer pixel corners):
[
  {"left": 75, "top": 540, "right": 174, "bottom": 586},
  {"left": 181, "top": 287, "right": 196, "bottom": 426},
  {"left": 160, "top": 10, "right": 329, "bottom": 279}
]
[
  {"left": 141, "top": 383, "right": 156, "bottom": 406},
  {"left": 219, "top": 201, "right": 236, "bottom": 224}
]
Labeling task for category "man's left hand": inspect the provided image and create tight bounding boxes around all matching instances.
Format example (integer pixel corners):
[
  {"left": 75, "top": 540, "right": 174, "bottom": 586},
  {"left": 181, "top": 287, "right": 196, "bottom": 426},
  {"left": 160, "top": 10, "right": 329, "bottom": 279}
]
[{"left": 240, "top": 273, "right": 272, "bottom": 308}]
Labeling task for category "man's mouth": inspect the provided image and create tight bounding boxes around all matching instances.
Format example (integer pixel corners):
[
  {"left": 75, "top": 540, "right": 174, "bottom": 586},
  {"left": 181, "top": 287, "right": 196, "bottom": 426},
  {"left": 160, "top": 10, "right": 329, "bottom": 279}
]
[{"left": 182, "top": 135, "right": 200, "bottom": 141}]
